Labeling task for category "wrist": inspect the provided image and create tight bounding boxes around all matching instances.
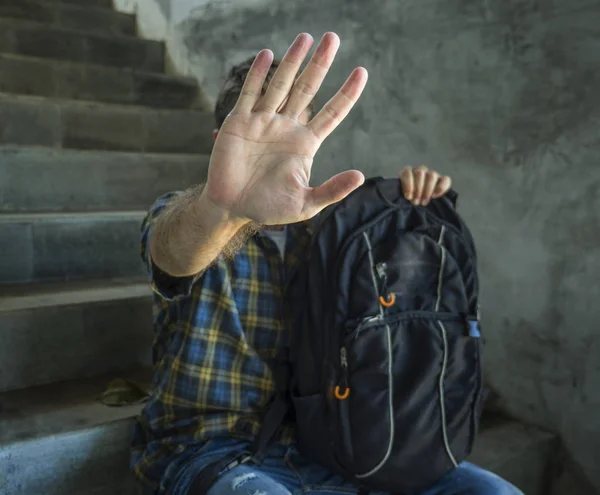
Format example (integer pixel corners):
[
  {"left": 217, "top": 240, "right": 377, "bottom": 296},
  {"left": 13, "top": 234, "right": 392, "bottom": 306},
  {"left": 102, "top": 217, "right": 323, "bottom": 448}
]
[{"left": 195, "top": 189, "right": 249, "bottom": 236}]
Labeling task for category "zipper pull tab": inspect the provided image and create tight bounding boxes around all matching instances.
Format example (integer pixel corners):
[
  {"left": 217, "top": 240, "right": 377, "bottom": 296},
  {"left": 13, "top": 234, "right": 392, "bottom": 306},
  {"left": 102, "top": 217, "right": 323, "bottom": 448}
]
[
  {"left": 375, "top": 262, "right": 387, "bottom": 279},
  {"left": 340, "top": 346, "right": 348, "bottom": 369},
  {"left": 375, "top": 262, "right": 395, "bottom": 309},
  {"left": 335, "top": 347, "right": 350, "bottom": 400}
]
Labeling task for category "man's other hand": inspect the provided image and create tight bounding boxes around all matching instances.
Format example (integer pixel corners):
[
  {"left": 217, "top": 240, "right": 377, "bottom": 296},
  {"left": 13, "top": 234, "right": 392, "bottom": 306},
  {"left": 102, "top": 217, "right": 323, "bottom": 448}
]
[{"left": 399, "top": 165, "right": 452, "bottom": 206}]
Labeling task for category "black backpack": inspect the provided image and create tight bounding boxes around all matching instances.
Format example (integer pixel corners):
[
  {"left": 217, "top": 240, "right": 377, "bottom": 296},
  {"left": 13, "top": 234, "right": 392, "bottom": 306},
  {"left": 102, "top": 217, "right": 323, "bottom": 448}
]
[
  {"left": 285, "top": 177, "right": 484, "bottom": 493},
  {"left": 189, "top": 177, "right": 485, "bottom": 495}
]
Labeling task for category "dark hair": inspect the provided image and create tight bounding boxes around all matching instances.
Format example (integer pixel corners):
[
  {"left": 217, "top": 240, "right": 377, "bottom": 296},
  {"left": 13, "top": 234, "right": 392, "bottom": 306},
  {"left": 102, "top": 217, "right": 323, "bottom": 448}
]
[{"left": 214, "top": 55, "right": 315, "bottom": 128}]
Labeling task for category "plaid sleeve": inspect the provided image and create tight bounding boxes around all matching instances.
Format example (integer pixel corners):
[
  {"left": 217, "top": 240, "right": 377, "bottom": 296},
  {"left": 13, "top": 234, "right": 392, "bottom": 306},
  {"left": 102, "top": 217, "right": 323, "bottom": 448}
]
[{"left": 140, "top": 192, "right": 202, "bottom": 301}]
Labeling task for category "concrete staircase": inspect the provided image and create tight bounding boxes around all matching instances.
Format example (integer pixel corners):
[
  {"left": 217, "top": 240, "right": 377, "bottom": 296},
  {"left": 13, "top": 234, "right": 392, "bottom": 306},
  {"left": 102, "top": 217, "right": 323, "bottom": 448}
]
[{"left": 0, "top": 0, "right": 557, "bottom": 493}]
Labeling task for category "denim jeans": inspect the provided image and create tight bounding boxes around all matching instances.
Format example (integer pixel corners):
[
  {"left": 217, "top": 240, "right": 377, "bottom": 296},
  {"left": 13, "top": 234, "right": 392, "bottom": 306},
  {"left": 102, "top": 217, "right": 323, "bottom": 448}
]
[{"left": 164, "top": 438, "right": 523, "bottom": 495}]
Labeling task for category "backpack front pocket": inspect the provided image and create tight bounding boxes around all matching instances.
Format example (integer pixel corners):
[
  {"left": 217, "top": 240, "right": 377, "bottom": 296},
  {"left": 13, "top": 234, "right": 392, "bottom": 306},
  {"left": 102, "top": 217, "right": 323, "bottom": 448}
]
[
  {"left": 335, "top": 317, "right": 394, "bottom": 476},
  {"left": 334, "top": 312, "right": 476, "bottom": 491}
]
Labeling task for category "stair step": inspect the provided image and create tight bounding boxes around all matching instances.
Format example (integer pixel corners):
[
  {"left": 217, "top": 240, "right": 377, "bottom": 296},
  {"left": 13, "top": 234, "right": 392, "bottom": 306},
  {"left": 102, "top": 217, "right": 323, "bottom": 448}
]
[
  {"left": 0, "top": 0, "right": 135, "bottom": 36},
  {"left": 0, "top": 279, "right": 152, "bottom": 391},
  {"left": 0, "top": 147, "right": 208, "bottom": 212},
  {"left": 0, "top": 211, "right": 147, "bottom": 285},
  {"left": 0, "top": 368, "right": 150, "bottom": 495},
  {"left": 0, "top": 93, "right": 214, "bottom": 153},
  {"left": 0, "top": 386, "right": 553, "bottom": 495},
  {"left": 470, "top": 415, "right": 557, "bottom": 495},
  {"left": 54, "top": 0, "right": 113, "bottom": 9},
  {"left": 0, "top": 53, "right": 200, "bottom": 108},
  {"left": 0, "top": 18, "right": 163, "bottom": 71},
  {"left": 0, "top": 277, "right": 149, "bottom": 308}
]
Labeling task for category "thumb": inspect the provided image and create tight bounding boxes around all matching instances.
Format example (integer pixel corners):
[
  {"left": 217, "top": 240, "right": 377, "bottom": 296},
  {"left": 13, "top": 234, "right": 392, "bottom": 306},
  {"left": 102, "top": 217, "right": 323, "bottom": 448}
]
[{"left": 304, "top": 170, "right": 365, "bottom": 217}]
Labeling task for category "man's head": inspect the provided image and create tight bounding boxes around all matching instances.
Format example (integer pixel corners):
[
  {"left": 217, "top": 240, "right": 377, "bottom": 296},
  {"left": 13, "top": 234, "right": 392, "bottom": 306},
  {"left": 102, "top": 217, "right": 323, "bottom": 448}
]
[{"left": 213, "top": 55, "right": 315, "bottom": 139}]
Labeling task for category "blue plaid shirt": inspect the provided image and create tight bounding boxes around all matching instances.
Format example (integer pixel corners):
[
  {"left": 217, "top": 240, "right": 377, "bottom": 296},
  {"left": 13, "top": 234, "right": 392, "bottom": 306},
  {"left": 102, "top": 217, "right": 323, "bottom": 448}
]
[{"left": 131, "top": 192, "right": 311, "bottom": 491}]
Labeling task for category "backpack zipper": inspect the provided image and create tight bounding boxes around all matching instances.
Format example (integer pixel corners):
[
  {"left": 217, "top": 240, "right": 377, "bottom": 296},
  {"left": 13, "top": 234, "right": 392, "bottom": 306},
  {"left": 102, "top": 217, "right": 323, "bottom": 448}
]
[
  {"left": 350, "top": 315, "right": 383, "bottom": 340},
  {"left": 334, "top": 346, "right": 350, "bottom": 401},
  {"left": 437, "top": 321, "right": 459, "bottom": 467},
  {"left": 340, "top": 346, "right": 349, "bottom": 385},
  {"left": 355, "top": 321, "right": 395, "bottom": 478}
]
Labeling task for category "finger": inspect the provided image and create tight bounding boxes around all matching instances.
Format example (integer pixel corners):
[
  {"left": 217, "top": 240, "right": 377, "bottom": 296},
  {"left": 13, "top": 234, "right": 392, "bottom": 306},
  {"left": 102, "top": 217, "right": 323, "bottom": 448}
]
[
  {"left": 281, "top": 32, "right": 340, "bottom": 119},
  {"left": 231, "top": 49, "right": 274, "bottom": 115},
  {"left": 304, "top": 170, "right": 365, "bottom": 217},
  {"left": 307, "top": 67, "right": 369, "bottom": 141},
  {"left": 255, "top": 33, "right": 314, "bottom": 113},
  {"left": 400, "top": 166, "right": 415, "bottom": 201},
  {"left": 420, "top": 171, "right": 439, "bottom": 206},
  {"left": 432, "top": 175, "right": 452, "bottom": 198},
  {"left": 412, "top": 166, "right": 428, "bottom": 205}
]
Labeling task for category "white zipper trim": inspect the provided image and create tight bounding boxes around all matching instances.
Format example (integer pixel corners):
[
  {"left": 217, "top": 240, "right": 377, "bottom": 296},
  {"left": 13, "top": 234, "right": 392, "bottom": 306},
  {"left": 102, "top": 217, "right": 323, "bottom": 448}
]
[
  {"left": 353, "top": 232, "right": 394, "bottom": 478},
  {"left": 363, "top": 232, "right": 384, "bottom": 318},
  {"left": 437, "top": 320, "right": 459, "bottom": 467},
  {"left": 435, "top": 226, "right": 446, "bottom": 312},
  {"left": 356, "top": 321, "right": 395, "bottom": 478},
  {"left": 435, "top": 225, "right": 458, "bottom": 467}
]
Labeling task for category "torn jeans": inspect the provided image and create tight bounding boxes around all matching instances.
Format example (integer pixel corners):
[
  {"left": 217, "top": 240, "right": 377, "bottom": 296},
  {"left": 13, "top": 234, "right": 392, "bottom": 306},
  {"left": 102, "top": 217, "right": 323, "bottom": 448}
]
[{"left": 164, "top": 437, "right": 523, "bottom": 495}]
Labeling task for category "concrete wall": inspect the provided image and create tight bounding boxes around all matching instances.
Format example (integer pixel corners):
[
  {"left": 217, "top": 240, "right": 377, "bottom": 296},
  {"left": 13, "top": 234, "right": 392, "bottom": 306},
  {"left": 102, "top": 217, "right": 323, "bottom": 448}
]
[{"left": 116, "top": 0, "right": 600, "bottom": 491}]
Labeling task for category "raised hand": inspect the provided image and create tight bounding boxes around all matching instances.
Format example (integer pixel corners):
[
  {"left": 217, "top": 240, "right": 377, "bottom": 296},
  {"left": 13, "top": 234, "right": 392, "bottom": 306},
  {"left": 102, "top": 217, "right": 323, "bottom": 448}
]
[{"left": 204, "top": 32, "right": 369, "bottom": 226}]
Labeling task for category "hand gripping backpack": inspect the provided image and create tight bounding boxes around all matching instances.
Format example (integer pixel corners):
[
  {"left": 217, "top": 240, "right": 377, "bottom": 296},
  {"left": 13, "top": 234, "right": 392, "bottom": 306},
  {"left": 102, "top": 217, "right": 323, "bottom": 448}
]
[{"left": 282, "top": 177, "right": 484, "bottom": 493}]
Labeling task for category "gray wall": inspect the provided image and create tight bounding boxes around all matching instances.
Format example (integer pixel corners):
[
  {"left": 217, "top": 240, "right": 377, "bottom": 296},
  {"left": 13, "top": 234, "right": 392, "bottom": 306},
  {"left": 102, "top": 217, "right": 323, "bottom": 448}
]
[{"left": 139, "top": 0, "right": 600, "bottom": 490}]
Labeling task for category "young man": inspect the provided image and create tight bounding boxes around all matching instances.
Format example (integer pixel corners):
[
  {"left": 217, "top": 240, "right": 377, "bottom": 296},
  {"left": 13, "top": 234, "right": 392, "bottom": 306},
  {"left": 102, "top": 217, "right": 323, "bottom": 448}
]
[{"left": 132, "top": 32, "right": 522, "bottom": 495}]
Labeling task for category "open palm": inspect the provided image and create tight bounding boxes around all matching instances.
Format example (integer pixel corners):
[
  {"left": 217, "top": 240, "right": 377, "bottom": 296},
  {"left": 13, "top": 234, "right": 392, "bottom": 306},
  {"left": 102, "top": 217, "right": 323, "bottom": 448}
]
[{"left": 205, "top": 33, "right": 369, "bottom": 226}]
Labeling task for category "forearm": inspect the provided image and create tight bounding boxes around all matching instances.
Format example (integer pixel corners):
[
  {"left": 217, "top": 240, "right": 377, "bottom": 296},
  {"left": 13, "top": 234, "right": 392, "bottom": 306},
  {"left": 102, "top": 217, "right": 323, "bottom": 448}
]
[{"left": 149, "top": 185, "right": 249, "bottom": 277}]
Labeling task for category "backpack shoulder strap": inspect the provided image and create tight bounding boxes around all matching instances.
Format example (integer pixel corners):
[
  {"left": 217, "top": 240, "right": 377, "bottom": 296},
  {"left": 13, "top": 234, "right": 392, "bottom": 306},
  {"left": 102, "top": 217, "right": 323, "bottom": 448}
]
[
  {"left": 187, "top": 450, "right": 254, "bottom": 495},
  {"left": 249, "top": 393, "right": 289, "bottom": 463},
  {"left": 249, "top": 358, "right": 292, "bottom": 463}
]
